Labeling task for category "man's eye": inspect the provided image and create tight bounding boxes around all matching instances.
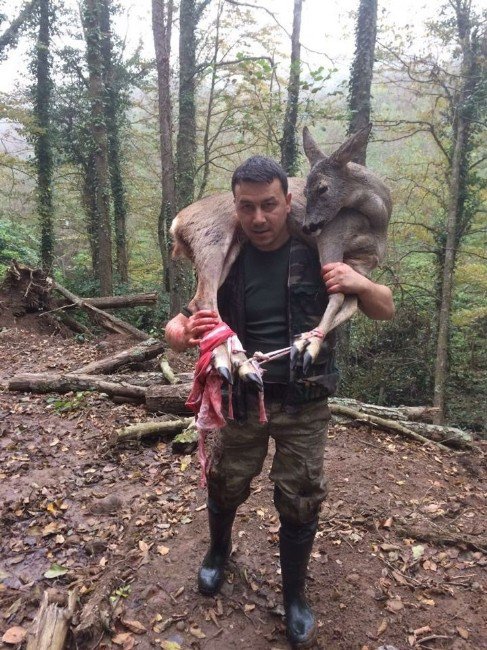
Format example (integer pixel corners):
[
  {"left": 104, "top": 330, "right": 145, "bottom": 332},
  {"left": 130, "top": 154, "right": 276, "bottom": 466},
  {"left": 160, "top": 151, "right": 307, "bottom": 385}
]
[{"left": 263, "top": 203, "right": 277, "bottom": 210}]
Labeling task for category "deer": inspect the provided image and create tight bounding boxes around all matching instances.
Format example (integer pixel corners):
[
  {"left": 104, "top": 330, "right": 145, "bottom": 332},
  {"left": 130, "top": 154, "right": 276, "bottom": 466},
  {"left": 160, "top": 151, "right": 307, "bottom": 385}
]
[{"left": 170, "top": 125, "right": 392, "bottom": 387}]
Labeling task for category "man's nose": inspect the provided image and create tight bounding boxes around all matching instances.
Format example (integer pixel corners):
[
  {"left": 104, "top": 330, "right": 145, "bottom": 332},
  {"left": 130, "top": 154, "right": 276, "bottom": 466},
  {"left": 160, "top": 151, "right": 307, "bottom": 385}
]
[{"left": 253, "top": 206, "right": 266, "bottom": 224}]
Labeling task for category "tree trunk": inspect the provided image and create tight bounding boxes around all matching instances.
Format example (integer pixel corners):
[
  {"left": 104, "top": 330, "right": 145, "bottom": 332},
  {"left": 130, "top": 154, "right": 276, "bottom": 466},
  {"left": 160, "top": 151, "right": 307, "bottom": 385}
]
[
  {"left": 99, "top": 0, "right": 129, "bottom": 283},
  {"left": 82, "top": 0, "right": 113, "bottom": 295},
  {"left": 73, "top": 338, "right": 165, "bottom": 374},
  {"left": 82, "top": 154, "right": 100, "bottom": 277},
  {"left": 34, "top": 0, "right": 54, "bottom": 271},
  {"left": 280, "top": 0, "right": 302, "bottom": 176},
  {"left": 347, "top": 0, "right": 377, "bottom": 164},
  {"left": 152, "top": 0, "right": 176, "bottom": 294},
  {"left": 433, "top": 1, "right": 480, "bottom": 423},
  {"left": 170, "top": 0, "right": 211, "bottom": 315}
]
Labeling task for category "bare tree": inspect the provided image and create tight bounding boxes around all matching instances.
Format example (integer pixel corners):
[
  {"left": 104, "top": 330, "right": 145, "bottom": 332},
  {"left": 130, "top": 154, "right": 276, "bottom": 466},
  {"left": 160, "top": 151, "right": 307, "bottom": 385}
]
[
  {"left": 82, "top": 0, "right": 113, "bottom": 295},
  {"left": 152, "top": 0, "right": 176, "bottom": 292},
  {"left": 347, "top": 0, "right": 378, "bottom": 164},
  {"left": 280, "top": 0, "right": 302, "bottom": 175},
  {"left": 99, "top": 0, "right": 129, "bottom": 283},
  {"left": 33, "top": 0, "right": 54, "bottom": 271},
  {"left": 433, "top": 0, "right": 486, "bottom": 422}
]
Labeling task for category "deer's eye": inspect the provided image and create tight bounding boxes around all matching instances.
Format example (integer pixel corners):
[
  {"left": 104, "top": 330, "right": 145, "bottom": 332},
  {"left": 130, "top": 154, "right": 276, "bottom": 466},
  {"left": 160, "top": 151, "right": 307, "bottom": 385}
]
[{"left": 318, "top": 184, "right": 328, "bottom": 195}]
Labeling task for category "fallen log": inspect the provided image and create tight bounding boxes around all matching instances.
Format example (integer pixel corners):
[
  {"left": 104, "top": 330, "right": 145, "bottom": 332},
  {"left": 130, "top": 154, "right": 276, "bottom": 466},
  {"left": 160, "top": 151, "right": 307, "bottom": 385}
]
[
  {"left": 26, "top": 589, "right": 77, "bottom": 650},
  {"left": 330, "top": 398, "right": 439, "bottom": 423},
  {"left": 8, "top": 372, "right": 146, "bottom": 401},
  {"left": 51, "top": 281, "right": 149, "bottom": 341},
  {"left": 330, "top": 404, "right": 452, "bottom": 452},
  {"left": 116, "top": 416, "right": 194, "bottom": 444},
  {"left": 73, "top": 338, "right": 165, "bottom": 375},
  {"left": 71, "top": 292, "right": 157, "bottom": 309},
  {"left": 146, "top": 383, "right": 193, "bottom": 414}
]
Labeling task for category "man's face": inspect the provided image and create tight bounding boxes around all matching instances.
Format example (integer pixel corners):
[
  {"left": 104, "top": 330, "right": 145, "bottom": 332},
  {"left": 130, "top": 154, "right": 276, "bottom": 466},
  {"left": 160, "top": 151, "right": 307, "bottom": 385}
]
[{"left": 234, "top": 178, "right": 292, "bottom": 251}]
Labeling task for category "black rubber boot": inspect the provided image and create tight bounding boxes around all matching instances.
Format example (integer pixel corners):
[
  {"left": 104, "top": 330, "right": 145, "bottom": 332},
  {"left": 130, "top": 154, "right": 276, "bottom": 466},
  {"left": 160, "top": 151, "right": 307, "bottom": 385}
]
[
  {"left": 279, "top": 517, "right": 319, "bottom": 649},
  {"left": 198, "top": 502, "right": 236, "bottom": 596}
]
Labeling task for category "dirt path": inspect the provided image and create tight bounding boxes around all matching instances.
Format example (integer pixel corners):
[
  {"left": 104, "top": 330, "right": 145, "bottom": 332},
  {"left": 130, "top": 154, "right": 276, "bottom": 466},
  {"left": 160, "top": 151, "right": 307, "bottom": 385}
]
[{"left": 0, "top": 328, "right": 486, "bottom": 650}]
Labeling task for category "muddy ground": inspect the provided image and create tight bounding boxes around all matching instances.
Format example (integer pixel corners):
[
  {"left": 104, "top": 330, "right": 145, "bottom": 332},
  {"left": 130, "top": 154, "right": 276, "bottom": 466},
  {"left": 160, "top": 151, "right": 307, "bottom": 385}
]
[{"left": 0, "top": 313, "right": 486, "bottom": 650}]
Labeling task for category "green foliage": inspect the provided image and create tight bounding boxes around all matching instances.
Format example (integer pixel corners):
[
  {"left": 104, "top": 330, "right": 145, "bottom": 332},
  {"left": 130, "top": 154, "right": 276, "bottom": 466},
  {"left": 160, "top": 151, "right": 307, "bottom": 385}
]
[
  {"left": 45, "top": 391, "right": 88, "bottom": 414},
  {"left": 0, "top": 218, "right": 38, "bottom": 275}
]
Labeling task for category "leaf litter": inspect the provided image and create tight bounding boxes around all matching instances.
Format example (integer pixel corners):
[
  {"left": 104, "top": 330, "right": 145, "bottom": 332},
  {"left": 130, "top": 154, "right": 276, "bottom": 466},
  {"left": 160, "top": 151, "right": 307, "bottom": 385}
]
[{"left": 0, "top": 329, "right": 485, "bottom": 648}]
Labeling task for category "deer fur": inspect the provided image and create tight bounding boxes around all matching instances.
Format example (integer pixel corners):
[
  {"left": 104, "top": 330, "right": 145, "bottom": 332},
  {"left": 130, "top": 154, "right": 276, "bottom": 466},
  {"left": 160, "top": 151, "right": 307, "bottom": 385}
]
[{"left": 170, "top": 125, "right": 392, "bottom": 375}]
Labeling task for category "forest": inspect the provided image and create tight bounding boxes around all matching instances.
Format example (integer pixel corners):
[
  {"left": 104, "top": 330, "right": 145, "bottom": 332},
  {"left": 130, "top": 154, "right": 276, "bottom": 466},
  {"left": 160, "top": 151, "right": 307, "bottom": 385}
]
[
  {"left": 0, "top": 0, "right": 485, "bottom": 429},
  {"left": 0, "top": 2, "right": 486, "bottom": 649}
]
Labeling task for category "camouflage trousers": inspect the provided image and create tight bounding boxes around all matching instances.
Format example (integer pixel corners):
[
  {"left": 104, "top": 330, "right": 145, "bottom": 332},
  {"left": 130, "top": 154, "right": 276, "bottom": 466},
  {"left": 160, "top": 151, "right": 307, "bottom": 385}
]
[{"left": 207, "top": 392, "right": 330, "bottom": 525}]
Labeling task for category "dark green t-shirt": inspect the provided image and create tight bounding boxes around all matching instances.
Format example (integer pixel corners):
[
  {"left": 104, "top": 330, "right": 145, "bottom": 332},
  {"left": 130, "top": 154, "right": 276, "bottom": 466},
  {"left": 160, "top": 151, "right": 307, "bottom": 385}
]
[{"left": 243, "top": 239, "right": 291, "bottom": 383}]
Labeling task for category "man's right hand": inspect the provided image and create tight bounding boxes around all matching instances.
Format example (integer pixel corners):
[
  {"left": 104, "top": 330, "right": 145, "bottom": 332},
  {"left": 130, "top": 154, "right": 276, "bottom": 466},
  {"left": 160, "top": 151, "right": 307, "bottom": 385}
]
[
  {"left": 185, "top": 310, "right": 220, "bottom": 346},
  {"left": 165, "top": 310, "right": 220, "bottom": 352}
]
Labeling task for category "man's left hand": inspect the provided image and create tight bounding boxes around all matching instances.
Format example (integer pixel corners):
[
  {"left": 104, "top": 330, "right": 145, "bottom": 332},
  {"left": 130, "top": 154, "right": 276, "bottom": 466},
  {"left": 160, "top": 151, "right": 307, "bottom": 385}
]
[{"left": 321, "top": 262, "right": 368, "bottom": 295}]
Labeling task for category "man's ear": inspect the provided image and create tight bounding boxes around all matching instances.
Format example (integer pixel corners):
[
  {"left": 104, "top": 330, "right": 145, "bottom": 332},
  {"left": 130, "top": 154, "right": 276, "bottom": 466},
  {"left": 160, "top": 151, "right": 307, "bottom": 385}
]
[{"left": 286, "top": 192, "right": 292, "bottom": 213}]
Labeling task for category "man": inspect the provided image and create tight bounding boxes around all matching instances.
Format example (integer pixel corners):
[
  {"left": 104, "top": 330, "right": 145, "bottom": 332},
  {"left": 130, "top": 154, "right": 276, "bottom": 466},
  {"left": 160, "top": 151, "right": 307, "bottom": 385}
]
[{"left": 165, "top": 156, "right": 394, "bottom": 649}]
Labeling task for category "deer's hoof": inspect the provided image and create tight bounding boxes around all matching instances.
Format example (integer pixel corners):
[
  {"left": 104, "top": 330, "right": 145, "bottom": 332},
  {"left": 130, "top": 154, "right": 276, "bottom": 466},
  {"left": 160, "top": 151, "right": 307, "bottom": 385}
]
[
  {"left": 216, "top": 365, "right": 233, "bottom": 384},
  {"left": 242, "top": 371, "right": 263, "bottom": 390},
  {"left": 302, "top": 351, "right": 314, "bottom": 375}
]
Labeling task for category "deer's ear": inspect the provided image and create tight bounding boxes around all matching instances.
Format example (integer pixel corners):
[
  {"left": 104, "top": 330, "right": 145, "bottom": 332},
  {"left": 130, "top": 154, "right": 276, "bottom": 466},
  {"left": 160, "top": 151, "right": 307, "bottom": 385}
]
[
  {"left": 303, "top": 127, "right": 325, "bottom": 167},
  {"left": 329, "top": 124, "right": 372, "bottom": 166}
]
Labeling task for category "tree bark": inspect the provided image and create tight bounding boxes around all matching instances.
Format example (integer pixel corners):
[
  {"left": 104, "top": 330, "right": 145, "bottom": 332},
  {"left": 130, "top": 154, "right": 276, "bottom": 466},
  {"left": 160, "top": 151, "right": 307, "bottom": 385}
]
[
  {"left": 116, "top": 416, "right": 193, "bottom": 443},
  {"left": 99, "top": 0, "right": 129, "bottom": 283},
  {"left": 8, "top": 372, "right": 147, "bottom": 400},
  {"left": 73, "top": 338, "right": 165, "bottom": 374},
  {"left": 52, "top": 280, "right": 150, "bottom": 340},
  {"left": 82, "top": 0, "right": 113, "bottom": 295},
  {"left": 330, "top": 404, "right": 452, "bottom": 451},
  {"left": 63, "top": 292, "right": 158, "bottom": 309},
  {"left": 433, "top": 1, "right": 482, "bottom": 423},
  {"left": 27, "top": 589, "right": 77, "bottom": 650},
  {"left": 280, "top": 0, "right": 302, "bottom": 176},
  {"left": 145, "top": 382, "right": 193, "bottom": 414},
  {"left": 347, "top": 0, "right": 377, "bottom": 164},
  {"left": 152, "top": 0, "right": 176, "bottom": 294},
  {"left": 34, "top": 0, "right": 54, "bottom": 271}
]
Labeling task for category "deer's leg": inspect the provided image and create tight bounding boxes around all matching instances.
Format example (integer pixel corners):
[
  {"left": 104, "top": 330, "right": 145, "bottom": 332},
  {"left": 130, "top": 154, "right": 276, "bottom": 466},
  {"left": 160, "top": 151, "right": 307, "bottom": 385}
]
[
  {"left": 190, "top": 247, "right": 262, "bottom": 388},
  {"left": 291, "top": 294, "right": 358, "bottom": 374}
]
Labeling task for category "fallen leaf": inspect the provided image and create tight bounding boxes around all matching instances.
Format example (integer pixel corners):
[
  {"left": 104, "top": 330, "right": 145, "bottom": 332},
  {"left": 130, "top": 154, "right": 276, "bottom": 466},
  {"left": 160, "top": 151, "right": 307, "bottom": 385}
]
[
  {"left": 2, "top": 626, "right": 27, "bottom": 645},
  {"left": 386, "top": 598, "right": 404, "bottom": 613},
  {"left": 189, "top": 625, "right": 206, "bottom": 639},
  {"left": 160, "top": 641, "right": 181, "bottom": 650},
  {"left": 422, "top": 560, "right": 437, "bottom": 572},
  {"left": 377, "top": 619, "right": 388, "bottom": 635},
  {"left": 139, "top": 540, "right": 151, "bottom": 554},
  {"left": 121, "top": 618, "right": 146, "bottom": 634},
  {"left": 244, "top": 603, "right": 255, "bottom": 612},
  {"left": 44, "top": 563, "right": 68, "bottom": 579},
  {"left": 457, "top": 627, "right": 469, "bottom": 640},
  {"left": 382, "top": 517, "right": 393, "bottom": 528},
  {"left": 412, "top": 544, "right": 425, "bottom": 560},
  {"left": 157, "top": 545, "right": 170, "bottom": 556},
  {"left": 42, "top": 522, "right": 59, "bottom": 537},
  {"left": 112, "top": 632, "right": 133, "bottom": 647}
]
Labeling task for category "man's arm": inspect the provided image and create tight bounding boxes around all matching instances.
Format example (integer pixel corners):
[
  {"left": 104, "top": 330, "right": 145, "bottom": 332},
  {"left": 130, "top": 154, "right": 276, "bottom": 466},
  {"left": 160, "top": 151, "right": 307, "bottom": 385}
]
[
  {"left": 165, "top": 310, "right": 220, "bottom": 352},
  {"left": 322, "top": 262, "right": 395, "bottom": 320}
]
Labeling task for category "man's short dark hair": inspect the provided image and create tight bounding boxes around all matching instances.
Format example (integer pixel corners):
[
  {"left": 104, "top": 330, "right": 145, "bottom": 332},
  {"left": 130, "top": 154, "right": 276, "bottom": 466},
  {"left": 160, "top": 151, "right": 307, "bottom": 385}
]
[{"left": 231, "top": 155, "right": 288, "bottom": 196}]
